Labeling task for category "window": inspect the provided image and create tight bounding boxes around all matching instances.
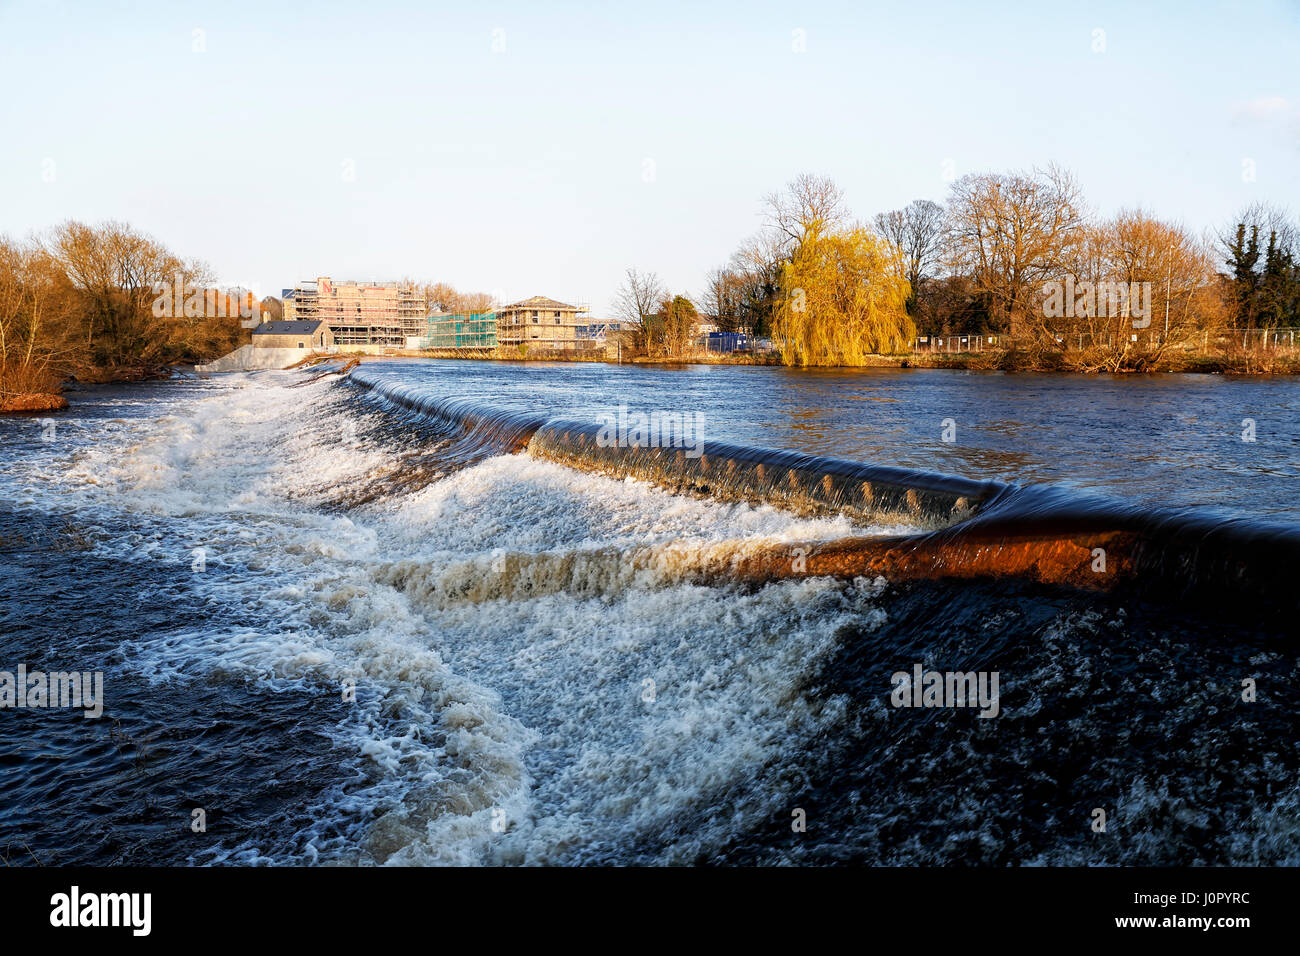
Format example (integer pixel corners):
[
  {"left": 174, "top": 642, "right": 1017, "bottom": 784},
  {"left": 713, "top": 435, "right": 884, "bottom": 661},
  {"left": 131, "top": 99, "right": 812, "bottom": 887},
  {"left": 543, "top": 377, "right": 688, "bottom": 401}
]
[
  {"left": 298, "top": 341, "right": 305, "bottom": 348},
  {"left": 554, "top": 311, "right": 560, "bottom": 318}
]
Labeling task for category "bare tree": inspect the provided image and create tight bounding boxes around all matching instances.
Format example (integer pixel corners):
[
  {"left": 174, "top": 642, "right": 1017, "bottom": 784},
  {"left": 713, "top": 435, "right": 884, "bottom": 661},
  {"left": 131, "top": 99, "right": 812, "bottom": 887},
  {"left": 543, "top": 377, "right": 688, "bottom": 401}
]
[
  {"left": 701, "top": 265, "right": 744, "bottom": 332},
  {"left": 1217, "top": 201, "right": 1297, "bottom": 260},
  {"left": 1056, "top": 210, "right": 1220, "bottom": 368},
  {"left": 763, "top": 173, "right": 847, "bottom": 253},
  {"left": 873, "top": 199, "right": 947, "bottom": 304},
  {"left": 457, "top": 291, "right": 495, "bottom": 313},
  {"left": 728, "top": 230, "right": 786, "bottom": 335},
  {"left": 614, "top": 267, "right": 666, "bottom": 352},
  {"left": 422, "top": 281, "right": 460, "bottom": 313},
  {"left": 259, "top": 296, "right": 284, "bottom": 321},
  {"left": 419, "top": 281, "right": 495, "bottom": 314},
  {"left": 945, "top": 164, "right": 1085, "bottom": 337},
  {"left": 46, "top": 220, "right": 193, "bottom": 362},
  {"left": 0, "top": 237, "right": 67, "bottom": 393}
]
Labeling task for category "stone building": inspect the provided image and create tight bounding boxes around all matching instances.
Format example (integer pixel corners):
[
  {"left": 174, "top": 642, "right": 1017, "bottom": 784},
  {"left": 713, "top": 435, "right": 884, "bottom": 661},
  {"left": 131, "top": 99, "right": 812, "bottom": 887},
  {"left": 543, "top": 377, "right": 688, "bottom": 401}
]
[
  {"left": 250, "top": 320, "right": 333, "bottom": 350},
  {"left": 496, "top": 296, "right": 588, "bottom": 351}
]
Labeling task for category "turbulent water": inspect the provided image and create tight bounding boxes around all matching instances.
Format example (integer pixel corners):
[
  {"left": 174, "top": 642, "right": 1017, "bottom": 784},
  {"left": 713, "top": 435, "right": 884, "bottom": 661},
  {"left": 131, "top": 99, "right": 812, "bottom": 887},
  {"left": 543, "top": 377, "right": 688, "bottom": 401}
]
[{"left": 1, "top": 360, "right": 1297, "bottom": 866}]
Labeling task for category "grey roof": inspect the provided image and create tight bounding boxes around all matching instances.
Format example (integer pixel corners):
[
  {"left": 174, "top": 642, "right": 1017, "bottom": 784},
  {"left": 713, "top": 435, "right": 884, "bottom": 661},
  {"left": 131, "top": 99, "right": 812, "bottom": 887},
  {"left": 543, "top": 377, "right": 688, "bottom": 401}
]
[
  {"left": 501, "top": 295, "right": 577, "bottom": 311},
  {"left": 252, "top": 320, "right": 324, "bottom": 335}
]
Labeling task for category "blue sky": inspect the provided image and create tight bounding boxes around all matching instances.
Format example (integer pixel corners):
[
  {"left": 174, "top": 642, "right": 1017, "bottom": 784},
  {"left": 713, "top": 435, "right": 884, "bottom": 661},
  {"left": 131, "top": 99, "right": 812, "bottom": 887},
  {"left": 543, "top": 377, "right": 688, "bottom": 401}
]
[{"left": 1, "top": 0, "right": 1297, "bottom": 314}]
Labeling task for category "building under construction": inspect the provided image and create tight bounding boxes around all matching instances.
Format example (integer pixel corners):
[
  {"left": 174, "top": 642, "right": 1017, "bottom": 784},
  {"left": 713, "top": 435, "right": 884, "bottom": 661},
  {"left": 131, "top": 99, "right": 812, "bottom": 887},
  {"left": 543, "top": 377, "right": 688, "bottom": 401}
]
[
  {"left": 282, "top": 277, "right": 424, "bottom": 347},
  {"left": 495, "top": 296, "right": 591, "bottom": 350},
  {"left": 426, "top": 311, "right": 498, "bottom": 350}
]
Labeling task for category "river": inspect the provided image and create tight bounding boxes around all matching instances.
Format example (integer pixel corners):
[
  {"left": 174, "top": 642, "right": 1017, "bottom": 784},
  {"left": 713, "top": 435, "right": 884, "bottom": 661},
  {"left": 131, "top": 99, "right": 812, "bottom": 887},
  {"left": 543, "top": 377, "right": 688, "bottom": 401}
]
[{"left": 1, "top": 360, "right": 1296, "bottom": 865}]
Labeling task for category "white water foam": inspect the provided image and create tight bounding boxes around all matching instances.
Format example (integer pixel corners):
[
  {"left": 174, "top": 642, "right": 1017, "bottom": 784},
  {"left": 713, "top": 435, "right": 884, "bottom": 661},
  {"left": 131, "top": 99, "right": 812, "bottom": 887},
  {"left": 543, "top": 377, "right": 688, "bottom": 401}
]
[{"left": 8, "top": 370, "right": 907, "bottom": 864}]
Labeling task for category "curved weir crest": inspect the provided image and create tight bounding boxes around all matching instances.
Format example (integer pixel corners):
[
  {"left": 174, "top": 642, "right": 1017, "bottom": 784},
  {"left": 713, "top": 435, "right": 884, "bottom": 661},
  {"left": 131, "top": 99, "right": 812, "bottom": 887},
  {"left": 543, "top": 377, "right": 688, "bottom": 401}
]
[{"left": 346, "top": 367, "right": 1300, "bottom": 626}]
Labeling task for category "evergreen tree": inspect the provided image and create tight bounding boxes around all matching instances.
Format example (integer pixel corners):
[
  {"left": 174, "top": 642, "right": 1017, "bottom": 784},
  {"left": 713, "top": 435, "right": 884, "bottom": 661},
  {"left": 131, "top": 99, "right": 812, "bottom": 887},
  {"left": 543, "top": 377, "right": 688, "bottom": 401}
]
[
  {"left": 1224, "top": 223, "right": 1261, "bottom": 327},
  {"left": 1259, "top": 232, "right": 1298, "bottom": 328}
]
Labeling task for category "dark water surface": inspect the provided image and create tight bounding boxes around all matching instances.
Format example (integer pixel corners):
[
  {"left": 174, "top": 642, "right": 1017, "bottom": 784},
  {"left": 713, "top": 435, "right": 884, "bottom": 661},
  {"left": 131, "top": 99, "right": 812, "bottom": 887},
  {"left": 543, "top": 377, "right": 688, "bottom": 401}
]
[
  {"left": 0, "top": 362, "right": 1296, "bottom": 865},
  {"left": 353, "top": 360, "right": 1300, "bottom": 521}
]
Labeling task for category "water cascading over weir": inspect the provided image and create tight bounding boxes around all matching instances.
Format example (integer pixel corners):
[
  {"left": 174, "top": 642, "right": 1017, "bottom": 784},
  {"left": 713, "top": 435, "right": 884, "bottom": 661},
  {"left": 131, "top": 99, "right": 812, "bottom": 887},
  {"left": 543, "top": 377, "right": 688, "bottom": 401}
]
[{"left": 345, "top": 368, "right": 1300, "bottom": 629}]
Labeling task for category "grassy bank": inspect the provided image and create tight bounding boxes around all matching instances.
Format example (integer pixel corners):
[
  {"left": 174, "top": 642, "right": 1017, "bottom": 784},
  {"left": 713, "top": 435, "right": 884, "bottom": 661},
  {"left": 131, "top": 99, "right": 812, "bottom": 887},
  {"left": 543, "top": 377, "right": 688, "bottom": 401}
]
[{"left": 895, "top": 347, "right": 1300, "bottom": 375}]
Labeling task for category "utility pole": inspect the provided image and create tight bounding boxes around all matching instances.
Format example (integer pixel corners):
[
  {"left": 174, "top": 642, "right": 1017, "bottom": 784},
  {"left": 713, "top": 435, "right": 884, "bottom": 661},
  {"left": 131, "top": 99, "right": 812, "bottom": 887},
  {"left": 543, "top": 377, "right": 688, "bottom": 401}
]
[{"left": 1164, "top": 239, "right": 1173, "bottom": 339}]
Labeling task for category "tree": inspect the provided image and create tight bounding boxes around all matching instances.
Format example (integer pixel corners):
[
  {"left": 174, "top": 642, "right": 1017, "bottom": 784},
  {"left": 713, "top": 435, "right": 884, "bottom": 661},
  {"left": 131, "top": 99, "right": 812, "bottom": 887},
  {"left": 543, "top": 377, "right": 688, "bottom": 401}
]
[
  {"left": 422, "top": 281, "right": 459, "bottom": 313},
  {"left": 46, "top": 220, "right": 200, "bottom": 364},
  {"left": 1056, "top": 210, "right": 1221, "bottom": 368},
  {"left": 701, "top": 266, "right": 744, "bottom": 332},
  {"left": 763, "top": 173, "right": 847, "bottom": 254},
  {"left": 1218, "top": 202, "right": 1299, "bottom": 332},
  {"left": 419, "top": 281, "right": 495, "bottom": 315},
  {"left": 914, "top": 273, "right": 988, "bottom": 335},
  {"left": 729, "top": 231, "right": 784, "bottom": 337},
  {"left": 0, "top": 238, "right": 70, "bottom": 396},
  {"left": 614, "top": 267, "right": 666, "bottom": 354},
  {"left": 873, "top": 199, "right": 946, "bottom": 314},
  {"left": 3, "top": 221, "right": 243, "bottom": 395},
  {"left": 945, "top": 165, "right": 1085, "bottom": 337},
  {"left": 657, "top": 294, "right": 699, "bottom": 356},
  {"left": 1223, "top": 223, "right": 1261, "bottom": 328},
  {"left": 773, "top": 224, "right": 913, "bottom": 365},
  {"left": 259, "top": 296, "right": 284, "bottom": 321},
  {"left": 1259, "top": 232, "right": 1298, "bottom": 329}
]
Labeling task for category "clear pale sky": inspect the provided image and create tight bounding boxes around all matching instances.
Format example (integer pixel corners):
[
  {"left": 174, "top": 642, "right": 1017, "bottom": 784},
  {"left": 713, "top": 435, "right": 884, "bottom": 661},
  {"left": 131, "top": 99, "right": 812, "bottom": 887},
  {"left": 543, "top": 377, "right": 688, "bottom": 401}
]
[{"left": 2, "top": 0, "right": 1297, "bottom": 314}]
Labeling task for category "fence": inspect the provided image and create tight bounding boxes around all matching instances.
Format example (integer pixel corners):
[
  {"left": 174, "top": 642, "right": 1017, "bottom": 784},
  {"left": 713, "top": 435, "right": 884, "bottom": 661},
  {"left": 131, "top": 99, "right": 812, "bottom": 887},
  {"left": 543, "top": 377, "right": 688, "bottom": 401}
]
[
  {"left": 913, "top": 328, "right": 1300, "bottom": 354},
  {"left": 697, "top": 333, "right": 776, "bottom": 354},
  {"left": 913, "top": 334, "right": 1001, "bottom": 353}
]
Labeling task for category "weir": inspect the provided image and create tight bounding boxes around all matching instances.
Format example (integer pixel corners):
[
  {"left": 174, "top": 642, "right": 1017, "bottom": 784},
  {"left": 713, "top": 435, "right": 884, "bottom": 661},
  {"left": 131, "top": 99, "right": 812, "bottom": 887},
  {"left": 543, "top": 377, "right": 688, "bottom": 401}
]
[
  {"left": 345, "top": 369, "right": 1300, "bottom": 625},
  {"left": 527, "top": 421, "right": 1000, "bottom": 529},
  {"left": 345, "top": 373, "right": 549, "bottom": 455},
  {"left": 730, "top": 507, "right": 1300, "bottom": 627}
]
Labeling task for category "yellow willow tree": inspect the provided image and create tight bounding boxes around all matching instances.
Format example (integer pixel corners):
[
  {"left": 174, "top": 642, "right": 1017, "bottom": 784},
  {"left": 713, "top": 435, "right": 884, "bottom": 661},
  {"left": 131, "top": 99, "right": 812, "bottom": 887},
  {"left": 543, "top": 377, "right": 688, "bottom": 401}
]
[{"left": 774, "top": 226, "right": 914, "bottom": 365}]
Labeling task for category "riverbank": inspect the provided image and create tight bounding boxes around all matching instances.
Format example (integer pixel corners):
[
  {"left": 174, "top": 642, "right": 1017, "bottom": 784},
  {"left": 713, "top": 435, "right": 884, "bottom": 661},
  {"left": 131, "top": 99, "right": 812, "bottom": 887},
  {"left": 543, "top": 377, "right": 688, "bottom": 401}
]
[
  {"left": 897, "top": 348, "right": 1300, "bottom": 375},
  {"left": 319, "top": 347, "right": 1300, "bottom": 376},
  {"left": 0, "top": 393, "right": 68, "bottom": 412},
  {"left": 3, "top": 360, "right": 197, "bottom": 414},
  {"left": 11, "top": 344, "right": 1297, "bottom": 414}
]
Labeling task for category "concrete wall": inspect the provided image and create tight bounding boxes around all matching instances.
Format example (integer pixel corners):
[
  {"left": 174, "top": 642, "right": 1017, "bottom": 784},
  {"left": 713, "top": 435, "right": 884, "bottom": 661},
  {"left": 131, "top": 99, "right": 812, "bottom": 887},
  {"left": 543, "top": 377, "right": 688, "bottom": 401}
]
[
  {"left": 195, "top": 345, "right": 316, "bottom": 372},
  {"left": 251, "top": 328, "right": 334, "bottom": 349}
]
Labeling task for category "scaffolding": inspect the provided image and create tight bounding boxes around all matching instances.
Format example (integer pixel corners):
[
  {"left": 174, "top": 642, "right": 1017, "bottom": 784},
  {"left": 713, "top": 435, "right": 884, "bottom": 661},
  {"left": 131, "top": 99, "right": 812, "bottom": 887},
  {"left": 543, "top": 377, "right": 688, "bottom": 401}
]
[
  {"left": 496, "top": 296, "right": 590, "bottom": 349},
  {"left": 427, "top": 311, "right": 498, "bottom": 349},
  {"left": 283, "top": 277, "right": 423, "bottom": 347}
]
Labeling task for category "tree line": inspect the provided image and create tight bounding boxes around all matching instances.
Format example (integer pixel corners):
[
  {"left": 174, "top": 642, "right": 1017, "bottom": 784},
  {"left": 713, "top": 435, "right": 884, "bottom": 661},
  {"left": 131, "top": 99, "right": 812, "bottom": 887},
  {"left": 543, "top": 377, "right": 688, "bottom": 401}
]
[
  {"left": 616, "top": 169, "right": 1300, "bottom": 368},
  {"left": 0, "top": 221, "right": 269, "bottom": 399},
  {"left": 0, "top": 219, "right": 539, "bottom": 402},
  {"left": 6, "top": 174, "right": 1296, "bottom": 396}
]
